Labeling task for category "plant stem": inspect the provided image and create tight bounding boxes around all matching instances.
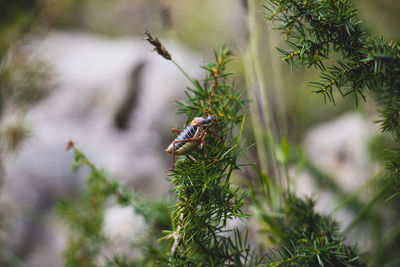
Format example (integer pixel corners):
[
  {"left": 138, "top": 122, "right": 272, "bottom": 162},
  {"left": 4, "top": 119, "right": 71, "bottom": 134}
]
[
  {"left": 172, "top": 59, "right": 196, "bottom": 88},
  {"left": 245, "top": 0, "right": 282, "bottom": 201}
]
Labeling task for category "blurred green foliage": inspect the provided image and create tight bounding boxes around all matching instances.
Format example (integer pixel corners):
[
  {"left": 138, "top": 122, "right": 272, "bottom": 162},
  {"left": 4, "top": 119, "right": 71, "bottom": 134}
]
[
  {"left": 0, "top": 0, "right": 40, "bottom": 115},
  {"left": 263, "top": 0, "right": 400, "bottom": 265},
  {"left": 58, "top": 146, "right": 172, "bottom": 267},
  {"left": 266, "top": 195, "right": 363, "bottom": 266}
]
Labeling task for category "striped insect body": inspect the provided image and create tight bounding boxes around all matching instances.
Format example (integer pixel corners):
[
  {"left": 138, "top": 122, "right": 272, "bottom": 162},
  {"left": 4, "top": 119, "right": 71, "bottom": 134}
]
[
  {"left": 166, "top": 125, "right": 200, "bottom": 155},
  {"left": 165, "top": 115, "right": 218, "bottom": 171}
]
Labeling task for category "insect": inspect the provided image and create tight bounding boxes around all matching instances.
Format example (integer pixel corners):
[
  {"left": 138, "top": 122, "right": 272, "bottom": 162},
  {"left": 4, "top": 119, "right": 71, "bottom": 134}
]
[{"left": 165, "top": 115, "right": 220, "bottom": 171}]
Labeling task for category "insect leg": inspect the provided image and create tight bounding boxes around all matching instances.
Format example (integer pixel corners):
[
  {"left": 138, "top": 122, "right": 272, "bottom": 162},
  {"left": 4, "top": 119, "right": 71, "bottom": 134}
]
[
  {"left": 171, "top": 128, "right": 182, "bottom": 137},
  {"left": 171, "top": 144, "right": 176, "bottom": 172},
  {"left": 202, "top": 128, "right": 222, "bottom": 164},
  {"left": 199, "top": 130, "right": 208, "bottom": 149},
  {"left": 200, "top": 131, "right": 209, "bottom": 160},
  {"left": 208, "top": 128, "right": 223, "bottom": 143}
]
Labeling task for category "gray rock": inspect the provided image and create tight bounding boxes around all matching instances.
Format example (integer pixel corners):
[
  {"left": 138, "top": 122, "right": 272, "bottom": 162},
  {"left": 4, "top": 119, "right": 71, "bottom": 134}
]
[
  {"left": 294, "top": 112, "right": 378, "bottom": 252},
  {"left": 303, "top": 112, "right": 374, "bottom": 192}
]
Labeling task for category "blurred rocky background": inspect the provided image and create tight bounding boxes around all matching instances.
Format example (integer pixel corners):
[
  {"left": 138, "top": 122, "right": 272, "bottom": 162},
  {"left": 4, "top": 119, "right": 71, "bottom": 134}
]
[{"left": 0, "top": 0, "right": 400, "bottom": 266}]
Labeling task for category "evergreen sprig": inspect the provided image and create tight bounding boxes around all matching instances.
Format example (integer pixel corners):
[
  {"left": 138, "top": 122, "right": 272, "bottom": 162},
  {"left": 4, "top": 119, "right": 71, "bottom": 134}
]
[
  {"left": 264, "top": 0, "right": 400, "bottom": 197},
  {"left": 57, "top": 146, "right": 139, "bottom": 267},
  {"left": 157, "top": 45, "right": 256, "bottom": 265},
  {"left": 59, "top": 146, "right": 173, "bottom": 267},
  {"left": 265, "top": 195, "right": 364, "bottom": 267}
]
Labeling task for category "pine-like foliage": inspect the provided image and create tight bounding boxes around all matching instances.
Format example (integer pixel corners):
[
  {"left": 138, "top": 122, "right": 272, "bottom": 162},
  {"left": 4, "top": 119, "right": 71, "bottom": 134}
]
[
  {"left": 264, "top": 0, "right": 400, "bottom": 198},
  {"left": 162, "top": 47, "right": 257, "bottom": 266},
  {"left": 57, "top": 148, "right": 136, "bottom": 267},
  {"left": 265, "top": 195, "right": 363, "bottom": 267},
  {"left": 58, "top": 146, "right": 172, "bottom": 267}
]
